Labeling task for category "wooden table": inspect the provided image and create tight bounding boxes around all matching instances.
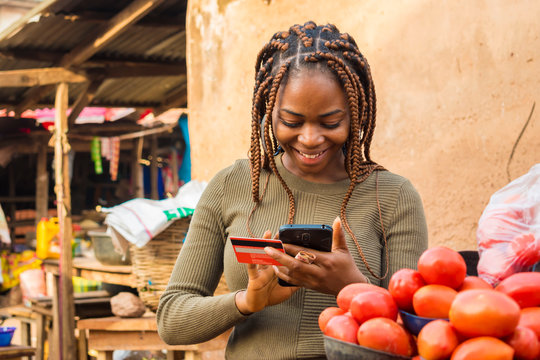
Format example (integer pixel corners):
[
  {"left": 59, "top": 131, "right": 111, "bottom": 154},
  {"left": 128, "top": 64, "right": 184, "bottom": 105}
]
[
  {"left": 77, "top": 315, "right": 230, "bottom": 360},
  {"left": 0, "top": 345, "right": 36, "bottom": 359},
  {"left": 43, "top": 257, "right": 135, "bottom": 287}
]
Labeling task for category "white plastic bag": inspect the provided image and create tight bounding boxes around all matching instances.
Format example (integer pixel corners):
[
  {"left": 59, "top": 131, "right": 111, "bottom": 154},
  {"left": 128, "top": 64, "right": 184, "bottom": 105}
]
[
  {"left": 103, "top": 180, "right": 206, "bottom": 248},
  {"left": 476, "top": 163, "right": 540, "bottom": 286}
]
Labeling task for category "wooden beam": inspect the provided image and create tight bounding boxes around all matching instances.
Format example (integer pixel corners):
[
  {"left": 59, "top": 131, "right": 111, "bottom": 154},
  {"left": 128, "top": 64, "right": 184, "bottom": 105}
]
[
  {"left": 53, "top": 81, "right": 76, "bottom": 360},
  {"left": 35, "top": 136, "right": 49, "bottom": 224},
  {"left": 0, "top": 67, "right": 87, "bottom": 87},
  {"left": 0, "top": 0, "right": 60, "bottom": 41},
  {"left": 68, "top": 79, "right": 103, "bottom": 127},
  {"left": 59, "top": 0, "right": 166, "bottom": 67},
  {"left": 86, "top": 63, "right": 186, "bottom": 78},
  {"left": 0, "top": 49, "right": 185, "bottom": 68},
  {"left": 55, "top": 11, "right": 186, "bottom": 30},
  {"left": 150, "top": 135, "right": 158, "bottom": 200}
]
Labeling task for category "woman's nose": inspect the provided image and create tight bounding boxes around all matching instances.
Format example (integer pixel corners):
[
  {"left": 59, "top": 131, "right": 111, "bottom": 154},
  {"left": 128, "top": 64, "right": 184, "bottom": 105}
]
[{"left": 298, "top": 125, "right": 324, "bottom": 147}]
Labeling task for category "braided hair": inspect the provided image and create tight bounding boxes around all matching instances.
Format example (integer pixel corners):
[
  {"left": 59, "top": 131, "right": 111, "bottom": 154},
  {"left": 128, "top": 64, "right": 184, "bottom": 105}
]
[{"left": 248, "top": 21, "right": 388, "bottom": 280}]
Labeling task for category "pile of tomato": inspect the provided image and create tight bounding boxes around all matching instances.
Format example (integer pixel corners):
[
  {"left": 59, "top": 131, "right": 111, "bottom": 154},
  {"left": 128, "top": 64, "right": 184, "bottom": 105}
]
[{"left": 320, "top": 246, "right": 540, "bottom": 359}]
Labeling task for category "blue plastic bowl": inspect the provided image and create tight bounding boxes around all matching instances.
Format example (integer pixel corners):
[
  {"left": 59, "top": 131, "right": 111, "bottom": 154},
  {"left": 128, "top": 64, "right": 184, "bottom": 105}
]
[
  {"left": 399, "top": 310, "right": 447, "bottom": 336},
  {"left": 0, "top": 327, "right": 16, "bottom": 346}
]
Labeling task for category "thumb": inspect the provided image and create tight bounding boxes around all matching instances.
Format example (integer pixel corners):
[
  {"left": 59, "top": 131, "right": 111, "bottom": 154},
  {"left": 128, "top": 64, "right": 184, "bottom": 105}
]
[{"left": 331, "top": 217, "right": 349, "bottom": 252}]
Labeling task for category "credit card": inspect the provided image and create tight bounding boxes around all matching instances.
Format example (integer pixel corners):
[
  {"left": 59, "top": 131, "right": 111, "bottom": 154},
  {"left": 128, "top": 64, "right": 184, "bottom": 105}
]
[{"left": 230, "top": 236, "right": 284, "bottom": 266}]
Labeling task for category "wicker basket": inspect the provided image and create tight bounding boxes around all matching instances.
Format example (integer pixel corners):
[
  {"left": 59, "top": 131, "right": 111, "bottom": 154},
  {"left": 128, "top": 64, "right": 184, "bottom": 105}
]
[{"left": 131, "top": 216, "right": 229, "bottom": 312}]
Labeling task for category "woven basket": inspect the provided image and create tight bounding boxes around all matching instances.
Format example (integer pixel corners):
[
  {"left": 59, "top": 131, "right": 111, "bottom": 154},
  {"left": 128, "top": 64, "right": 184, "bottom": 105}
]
[{"left": 131, "top": 216, "right": 229, "bottom": 312}]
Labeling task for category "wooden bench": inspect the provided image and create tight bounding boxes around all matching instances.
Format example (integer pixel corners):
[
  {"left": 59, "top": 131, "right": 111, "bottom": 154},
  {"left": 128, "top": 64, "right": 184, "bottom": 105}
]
[
  {"left": 77, "top": 314, "right": 230, "bottom": 360},
  {"left": 0, "top": 345, "right": 36, "bottom": 359}
]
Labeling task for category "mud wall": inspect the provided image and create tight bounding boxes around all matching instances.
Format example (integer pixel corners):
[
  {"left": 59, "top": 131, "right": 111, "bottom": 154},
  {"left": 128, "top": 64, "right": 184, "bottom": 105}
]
[{"left": 186, "top": 0, "right": 539, "bottom": 250}]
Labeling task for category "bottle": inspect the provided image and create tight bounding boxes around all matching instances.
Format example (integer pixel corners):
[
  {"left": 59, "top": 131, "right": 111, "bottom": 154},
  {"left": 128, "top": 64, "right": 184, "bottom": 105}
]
[{"left": 36, "top": 217, "right": 60, "bottom": 259}]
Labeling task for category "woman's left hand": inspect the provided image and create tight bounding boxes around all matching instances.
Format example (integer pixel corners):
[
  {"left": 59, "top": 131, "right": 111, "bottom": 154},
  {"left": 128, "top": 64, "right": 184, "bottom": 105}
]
[{"left": 264, "top": 217, "right": 368, "bottom": 295}]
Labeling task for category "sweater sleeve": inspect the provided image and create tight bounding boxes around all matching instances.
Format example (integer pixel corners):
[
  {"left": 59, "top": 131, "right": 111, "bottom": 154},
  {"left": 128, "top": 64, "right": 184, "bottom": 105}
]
[
  {"left": 381, "top": 179, "right": 429, "bottom": 288},
  {"left": 157, "top": 166, "right": 248, "bottom": 345}
]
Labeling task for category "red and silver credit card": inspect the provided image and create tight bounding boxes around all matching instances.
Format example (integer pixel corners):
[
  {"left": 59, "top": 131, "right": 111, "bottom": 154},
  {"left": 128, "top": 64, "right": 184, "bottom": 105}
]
[{"left": 230, "top": 236, "right": 284, "bottom": 266}]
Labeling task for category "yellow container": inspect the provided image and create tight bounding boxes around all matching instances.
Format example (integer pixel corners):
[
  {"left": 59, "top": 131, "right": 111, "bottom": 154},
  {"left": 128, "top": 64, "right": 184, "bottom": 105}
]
[{"left": 36, "top": 217, "right": 60, "bottom": 259}]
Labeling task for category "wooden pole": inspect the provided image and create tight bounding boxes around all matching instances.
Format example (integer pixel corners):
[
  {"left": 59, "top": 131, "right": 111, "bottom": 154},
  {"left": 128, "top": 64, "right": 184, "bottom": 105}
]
[
  {"left": 150, "top": 135, "right": 158, "bottom": 200},
  {"left": 131, "top": 137, "right": 144, "bottom": 198},
  {"left": 53, "top": 81, "right": 76, "bottom": 360},
  {"left": 35, "top": 136, "right": 49, "bottom": 224}
]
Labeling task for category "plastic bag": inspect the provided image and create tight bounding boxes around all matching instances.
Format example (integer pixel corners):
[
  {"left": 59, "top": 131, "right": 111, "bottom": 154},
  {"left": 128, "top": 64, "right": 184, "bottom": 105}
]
[
  {"left": 476, "top": 163, "right": 540, "bottom": 286},
  {"left": 103, "top": 180, "right": 206, "bottom": 248}
]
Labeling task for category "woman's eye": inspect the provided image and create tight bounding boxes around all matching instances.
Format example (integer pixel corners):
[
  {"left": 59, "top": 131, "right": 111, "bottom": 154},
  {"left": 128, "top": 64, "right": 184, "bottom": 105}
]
[
  {"left": 322, "top": 123, "right": 340, "bottom": 129},
  {"left": 280, "top": 120, "right": 302, "bottom": 128}
]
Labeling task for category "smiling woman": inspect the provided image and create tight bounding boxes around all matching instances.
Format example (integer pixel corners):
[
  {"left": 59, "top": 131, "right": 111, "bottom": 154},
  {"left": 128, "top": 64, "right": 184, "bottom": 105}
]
[
  {"left": 273, "top": 69, "right": 350, "bottom": 183},
  {"left": 157, "top": 21, "right": 428, "bottom": 359}
]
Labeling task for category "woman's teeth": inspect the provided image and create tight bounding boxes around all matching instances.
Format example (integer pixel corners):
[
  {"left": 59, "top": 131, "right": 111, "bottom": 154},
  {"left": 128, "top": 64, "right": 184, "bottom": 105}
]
[{"left": 299, "top": 151, "right": 323, "bottom": 159}]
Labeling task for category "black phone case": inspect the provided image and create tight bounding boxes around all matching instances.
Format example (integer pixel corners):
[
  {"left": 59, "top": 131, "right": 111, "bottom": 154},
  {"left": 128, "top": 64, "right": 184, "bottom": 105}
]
[{"left": 277, "top": 224, "right": 333, "bottom": 286}]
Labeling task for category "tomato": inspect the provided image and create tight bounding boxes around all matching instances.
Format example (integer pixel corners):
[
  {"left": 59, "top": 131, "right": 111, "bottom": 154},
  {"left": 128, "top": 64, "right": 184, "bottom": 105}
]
[
  {"left": 511, "top": 233, "right": 540, "bottom": 268},
  {"left": 336, "top": 283, "right": 387, "bottom": 311},
  {"left": 324, "top": 314, "right": 359, "bottom": 344},
  {"left": 357, "top": 317, "right": 412, "bottom": 356},
  {"left": 388, "top": 268, "right": 426, "bottom": 312},
  {"left": 495, "top": 272, "right": 540, "bottom": 308},
  {"left": 458, "top": 276, "right": 492, "bottom": 291},
  {"left": 477, "top": 247, "right": 517, "bottom": 286},
  {"left": 413, "top": 284, "right": 457, "bottom": 319},
  {"left": 417, "top": 319, "right": 459, "bottom": 360},
  {"left": 450, "top": 336, "right": 514, "bottom": 360},
  {"left": 418, "top": 246, "right": 467, "bottom": 289},
  {"left": 518, "top": 307, "right": 540, "bottom": 340},
  {"left": 318, "top": 306, "right": 345, "bottom": 332},
  {"left": 449, "top": 289, "right": 520, "bottom": 338},
  {"left": 504, "top": 326, "right": 540, "bottom": 360},
  {"left": 349, "top": 290, "right": 398, "bottom": 324}
]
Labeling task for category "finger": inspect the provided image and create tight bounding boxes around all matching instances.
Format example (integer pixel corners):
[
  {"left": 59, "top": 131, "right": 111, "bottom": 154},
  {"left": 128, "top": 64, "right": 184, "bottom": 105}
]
[
  {"left": 272, "top": 265, "right": 300, "bottom": 287},
  {"left": 264, "top": 246, "right": 296, "bottom": 267},
  {"left": 331, "top": 216, "right": 349, "bottom": 252},
  {"left": 246, "top": 263, "right": 258, "bottom": 278},
  {"left": 262, "top": 230, "right": 272, "bottom": 239}
]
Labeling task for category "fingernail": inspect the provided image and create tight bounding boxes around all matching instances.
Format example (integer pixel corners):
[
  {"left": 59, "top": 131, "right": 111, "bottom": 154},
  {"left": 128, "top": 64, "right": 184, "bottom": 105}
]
[{"left": 272, "top": 265, "right": 279, "bottom": 274}]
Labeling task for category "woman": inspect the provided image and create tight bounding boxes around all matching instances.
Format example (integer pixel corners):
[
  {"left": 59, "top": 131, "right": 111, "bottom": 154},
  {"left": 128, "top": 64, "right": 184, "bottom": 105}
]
[{"left": 157, "top": 21, "right": 428, "bottom": 359}]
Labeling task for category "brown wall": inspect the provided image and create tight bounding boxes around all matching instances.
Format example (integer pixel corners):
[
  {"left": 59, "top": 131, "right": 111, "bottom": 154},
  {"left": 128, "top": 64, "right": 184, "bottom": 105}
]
[{"left": 186, "top": 0, "right": 540, "bottom": 250}]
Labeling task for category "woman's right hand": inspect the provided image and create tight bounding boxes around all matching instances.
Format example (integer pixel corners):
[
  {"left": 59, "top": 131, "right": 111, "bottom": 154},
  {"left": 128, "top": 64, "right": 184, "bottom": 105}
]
[{"left": 235, "top": 230, "right": 299, "bottom": 315}]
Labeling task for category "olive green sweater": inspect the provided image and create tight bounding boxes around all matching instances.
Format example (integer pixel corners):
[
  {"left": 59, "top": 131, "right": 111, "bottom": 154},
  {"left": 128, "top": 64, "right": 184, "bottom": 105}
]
[{"left": 157, "top": 157, "right": 428, "bottom": 359}]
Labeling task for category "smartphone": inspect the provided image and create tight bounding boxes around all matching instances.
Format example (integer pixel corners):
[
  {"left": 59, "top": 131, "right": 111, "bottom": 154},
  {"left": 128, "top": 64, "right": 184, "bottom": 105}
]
[
  {"left": 279, "top": 224, "right": 333, "bottom": 252},
  {"left": 277, "top": 224, "right": 333, "bottom": 286}
]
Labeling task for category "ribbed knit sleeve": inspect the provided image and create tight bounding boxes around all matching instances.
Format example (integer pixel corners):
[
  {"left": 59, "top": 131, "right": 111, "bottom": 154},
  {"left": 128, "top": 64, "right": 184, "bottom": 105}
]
[
  {"left": 380, "top": 178, "right": 429, "bottom": 288},
  {"left": 157, "top": 165, "right": 248, "bottom": 345}
]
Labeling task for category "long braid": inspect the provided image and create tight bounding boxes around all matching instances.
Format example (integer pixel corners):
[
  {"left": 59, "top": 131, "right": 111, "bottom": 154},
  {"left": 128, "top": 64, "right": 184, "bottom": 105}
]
[{"left": 248, "top": 21, "right": 388, "bottom": 279}]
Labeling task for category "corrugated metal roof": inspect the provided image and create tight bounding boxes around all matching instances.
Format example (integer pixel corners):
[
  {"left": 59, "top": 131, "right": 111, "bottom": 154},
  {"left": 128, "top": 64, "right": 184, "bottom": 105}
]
[{"left": 0, "top": 0, "right": 187, "bottom": 111}]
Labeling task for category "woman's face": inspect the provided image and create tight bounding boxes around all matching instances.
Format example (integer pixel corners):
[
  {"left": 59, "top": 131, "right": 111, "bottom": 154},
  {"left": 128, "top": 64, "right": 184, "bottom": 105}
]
[{"left": 271, "top": 69, "right": 350, "bottom": 183}]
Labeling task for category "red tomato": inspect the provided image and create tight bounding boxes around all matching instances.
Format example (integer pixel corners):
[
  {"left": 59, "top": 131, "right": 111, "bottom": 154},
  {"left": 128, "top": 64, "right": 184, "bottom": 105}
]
[
  {"left": 417, "top": 319, "right": 459, "bottom": 360},
  {"left": 413, "top": 284, "right": 457, "bottom": 319},
  {"left": 318, "top": 306, "right": 345, "bottom": 332},
  {"left": 450, "top": 336, "right": 514, "bottom": 360},
  {"left": 349, "top": 290, "right": 398, "bottom": 324},
  {"left": 504, "top": 326, "right": 540, "bottom": 360},
  {"left": 495, "top": 272, "right": 540, "bottom": 308},
  {"left": 511, "top": 233, "right": 540, "bottom": 268},
  {"left": 477, "top": 247, "right": 517, "bottom": 286},
  {"left": 388, "top": 268, "right": 426, "bottom": 312},
  {"left": 357, "top": 317, "right": 412, "bottom": 356},
  {"left": 324, "top": 314, "right": 359, "bottom": 344},
  {"left": 518, "top": 307, "right": 540, "bottom": 340},
  {"left": 418, "top": 246, "right": 467, "bottom": 289},
  {"left": 458, "top": 276, "right": 492, "bottom": 291},
  {"left": 449, "top": 289, "right": 521, "bottom": 338},
  {"left": 336, "top": 283, "right": 387, "bottom": 311}
]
